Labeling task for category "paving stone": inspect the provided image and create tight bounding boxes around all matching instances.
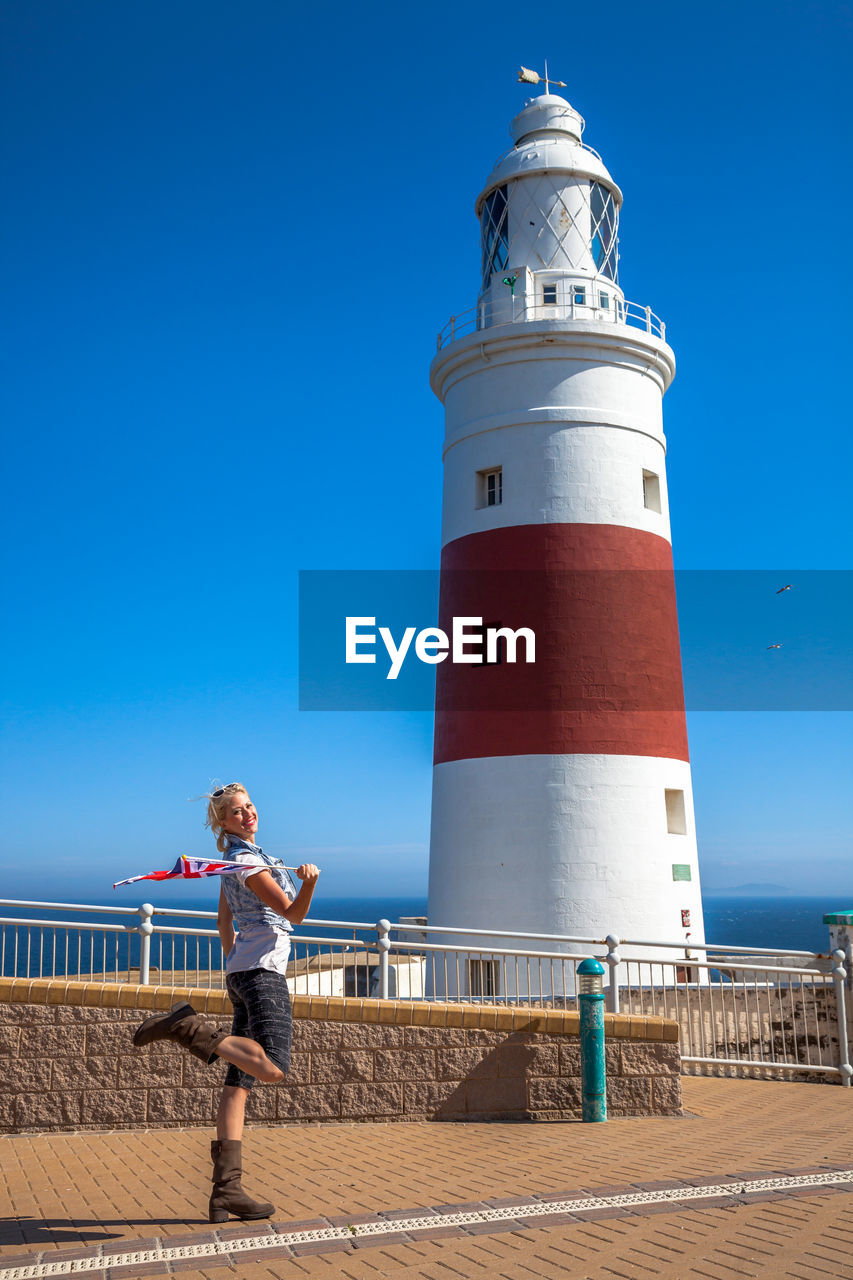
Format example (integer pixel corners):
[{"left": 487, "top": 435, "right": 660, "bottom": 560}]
[
  {"left": 227, "top": 1244, "right": 293, "bottom": 1262},
  {"left": 106, "top": 1264, "right": 170, "bottom": 1278},
  {"left": 214, "top": 1224, "right": 275, "bottom": 1240},
  {"left": 101, "top": 1236, "right": 163, "bottom": 1254},
  {"left": 516, "top": 1210, "right": 583, "bottom": 1227},
  {"left": 350, "top": 1229, "right": 414, "bottom": 1248},
  {"left": 463, "top": 1218, "right": 529, "bottom": 1234},
  {"left": 325, "top": 1212, "right": 384, "bottom": 1227},
  {"left": 267, "top": 1218, "right": 329, "bottom": 1234},
  {"left": 158, "top": 1232, "right": 218, "bottom": 1248},
  {"left": 571, "top": 1205, "right": 638, "bottom": 1220},
  {"left": 432, "top": 1200, "right": 491, "bottom": 1214},
  {"left": 534, "top": 1189, "right": 593, "bottom": 1202}
]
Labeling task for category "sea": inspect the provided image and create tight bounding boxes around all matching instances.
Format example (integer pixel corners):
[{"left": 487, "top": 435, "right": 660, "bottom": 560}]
[{"left": 0, "top": 882, "right": 847, "bottom": 979}]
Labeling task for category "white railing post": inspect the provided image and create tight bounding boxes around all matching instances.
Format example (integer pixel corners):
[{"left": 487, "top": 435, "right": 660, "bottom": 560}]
[
  {"left": 645, "top": 305, "right": 652, "bottom": 332},
  {"left": 831, "top": 948, "right": 852, "bottom": 1087},
  {"left": 376, "top": 918, "right": 391, "bottom": 1000},
  {"left": 138, "top": 903, "right": 154, "bottom": 985},
  {"left": 605, "top": 934, "right": 621, "bottom": 1013}
]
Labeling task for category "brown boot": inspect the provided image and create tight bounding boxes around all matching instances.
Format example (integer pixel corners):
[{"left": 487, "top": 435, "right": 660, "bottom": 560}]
[
  {"left": 209, "top": 1139, "right": 274, "bottom": 1222},
  {"left": 132, "top": 1002, "right": 228, "bottom": 1064}
]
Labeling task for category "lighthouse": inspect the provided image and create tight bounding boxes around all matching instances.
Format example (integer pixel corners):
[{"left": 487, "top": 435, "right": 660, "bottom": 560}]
[{"left": 427, "top": 85, "right": 705, "bottom": 997}]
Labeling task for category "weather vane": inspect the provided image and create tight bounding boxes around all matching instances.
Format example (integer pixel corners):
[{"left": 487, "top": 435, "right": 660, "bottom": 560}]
[{"left": 517, "top": 61, "right": 566, "bottom": 94}]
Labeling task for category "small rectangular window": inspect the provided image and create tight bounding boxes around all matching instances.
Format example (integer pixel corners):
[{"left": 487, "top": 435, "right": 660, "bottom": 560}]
[
  {"left": 643, "top": 470, "right": 662, "bottom": 513},
  {"left": 573, "top": 285, "right": 586, "bottom": 305},
  {"left": 599, "top": 291, "right": 609, "bottom": 309},
  {"left": 476, "top": 467, "right": 503, "bottom": 509},
  {"left": 469, "top": 958, "right": 499, "bottom": 999},
  {"left": 672, "top": 864, "right": 692, "bottom": 882},
  {"left": 543, "top": 283, "right": 557, "bottom": 305},
  {"left": 665, "top": 789, "right": 687, "bottom": 835}
]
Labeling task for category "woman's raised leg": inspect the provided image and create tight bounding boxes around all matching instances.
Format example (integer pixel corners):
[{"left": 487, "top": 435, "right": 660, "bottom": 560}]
[{"left": 214, "top": 1034, "right": 285, "bottom": 1085}]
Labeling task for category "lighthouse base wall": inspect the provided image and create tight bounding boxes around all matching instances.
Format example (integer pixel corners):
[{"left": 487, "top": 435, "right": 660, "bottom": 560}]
[{"left": 428, "top": 752, "right": 705, "bottom": 952}]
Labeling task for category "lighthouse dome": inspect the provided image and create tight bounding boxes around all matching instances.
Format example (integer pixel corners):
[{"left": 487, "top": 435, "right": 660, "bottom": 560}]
[
  {"left": 476, "top": 94, "right": 622, "bottom": 215},
  {"left": 511, "top": 93, "right": 585, "bottom": 144}
]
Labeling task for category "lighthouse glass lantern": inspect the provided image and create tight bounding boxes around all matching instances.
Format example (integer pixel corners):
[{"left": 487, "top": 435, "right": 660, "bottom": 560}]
[{"left": 427, "top": 88, "right": 705, "bottom": 999}]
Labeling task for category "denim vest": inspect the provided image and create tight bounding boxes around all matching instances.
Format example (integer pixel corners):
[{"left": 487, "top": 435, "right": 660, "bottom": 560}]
[{"left": 220, "top": 836, "right": 297, "bottom": 943}]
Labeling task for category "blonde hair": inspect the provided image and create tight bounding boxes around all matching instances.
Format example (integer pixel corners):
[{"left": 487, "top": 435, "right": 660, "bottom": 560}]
[{"left": 203, "top": 782, "right": 250, "bottom": 853}]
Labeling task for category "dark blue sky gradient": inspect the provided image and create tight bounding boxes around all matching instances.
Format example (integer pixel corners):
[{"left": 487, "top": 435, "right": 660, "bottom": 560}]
[{"left": 1, "top": 1, "right": 850, "bottom": 900}]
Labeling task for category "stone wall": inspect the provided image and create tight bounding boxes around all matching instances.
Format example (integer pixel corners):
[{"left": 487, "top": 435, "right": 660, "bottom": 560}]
[{"left": 0, "top": 978, "right": 681, "bottom": 1132}]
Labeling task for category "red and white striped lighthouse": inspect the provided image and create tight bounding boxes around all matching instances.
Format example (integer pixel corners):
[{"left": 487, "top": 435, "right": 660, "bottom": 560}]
[{"left": 427, "top": 87, "right": 705, "bottom": 995}]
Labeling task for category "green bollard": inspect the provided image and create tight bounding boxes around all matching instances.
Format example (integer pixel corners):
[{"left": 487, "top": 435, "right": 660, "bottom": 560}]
[{"left": 578, "top": 958, "right": 607, "bottom": 1122}]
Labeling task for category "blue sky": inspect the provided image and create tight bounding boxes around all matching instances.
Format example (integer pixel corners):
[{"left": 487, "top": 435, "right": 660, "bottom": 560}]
[{"left": 1, "top": 0, "right": 851, "bottom": 903}]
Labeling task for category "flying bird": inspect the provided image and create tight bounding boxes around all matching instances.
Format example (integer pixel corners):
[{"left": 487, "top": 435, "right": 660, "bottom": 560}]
[
  {"left": 766, "top": 643, "right": 783, "bottom": 650},
  {"left": 776, "top": 585, "right": 793, "bottom": 594}
]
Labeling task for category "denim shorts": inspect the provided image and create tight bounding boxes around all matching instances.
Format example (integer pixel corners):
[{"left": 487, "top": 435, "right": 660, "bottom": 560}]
[{"left": 224, "top": 968, "right": 292, "bottom": 1090}]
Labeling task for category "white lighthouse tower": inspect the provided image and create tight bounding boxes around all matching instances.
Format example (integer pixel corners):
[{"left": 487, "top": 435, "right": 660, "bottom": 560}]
[{"left": 427, "top": 84, "right": 705, "bottom": 996}]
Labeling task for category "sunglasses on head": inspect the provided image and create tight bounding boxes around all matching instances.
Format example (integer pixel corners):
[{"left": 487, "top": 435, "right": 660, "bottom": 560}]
[{"left": 212, "top": 784, "right": 239, "bottom": 797}]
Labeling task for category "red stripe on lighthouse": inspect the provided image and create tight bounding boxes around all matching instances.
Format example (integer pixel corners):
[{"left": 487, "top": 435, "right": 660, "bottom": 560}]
[{"left": 434, "top": 523, "right": 690, "bottom": 764}]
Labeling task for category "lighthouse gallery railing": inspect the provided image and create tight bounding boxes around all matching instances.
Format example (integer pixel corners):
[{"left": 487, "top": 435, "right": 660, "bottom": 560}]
[
  {"left": 1, "top": 898, "right": 850, "bottom": 1085},
  {"left": 436, "top": 294, "right": 667, "bottom": 350}
]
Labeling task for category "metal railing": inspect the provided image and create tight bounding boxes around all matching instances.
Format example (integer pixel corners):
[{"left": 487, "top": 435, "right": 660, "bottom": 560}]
[
  {"left": 1, "top": 899, "right": 849, "bottom": 1085},
  {"left": 436, "top": 294, "right": 666, "bottom": 350}
]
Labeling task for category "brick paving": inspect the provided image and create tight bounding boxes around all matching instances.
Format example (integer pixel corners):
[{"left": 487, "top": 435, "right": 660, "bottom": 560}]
[{"left": 0, "top": 1077, "right": 850, "bottom": 1278}]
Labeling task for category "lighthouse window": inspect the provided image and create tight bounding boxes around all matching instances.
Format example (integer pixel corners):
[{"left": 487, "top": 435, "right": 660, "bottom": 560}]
[
  {"left": 590, "top": 181, "right": 618, "bottom": 281},
  {"left": 469, "top": 958, "right": 499, "bottom": 999},
  {"left": 665, "top": 789, "right": 687, "bottom": 835},
  {"left": 543, "top": 283, "right": 558, "bottom": 306},
  {"left": 477, "top": 466, "right": 503, "bottom": 508},
  {"left": 643, "top": 470, "right": 662, "bottom": 513},
  {"left": 481, "top": 185, "right": 510, "bottom": 287},
  {"left": 600, "top": 291, "right": 610, "bottom": 309},
  {"left": 572, "top": 285, "right": 586, "bottom": 306}
]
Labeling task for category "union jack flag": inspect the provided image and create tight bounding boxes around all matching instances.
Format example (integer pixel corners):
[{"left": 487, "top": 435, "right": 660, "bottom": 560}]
[{"left": 113, "top": 854, "right": 274, "bottom": 889}]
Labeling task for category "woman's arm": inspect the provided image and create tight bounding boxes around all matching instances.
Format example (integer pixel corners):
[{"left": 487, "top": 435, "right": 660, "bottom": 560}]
[
  {"left": 217, "top": 886, "right": 235, "bottom": 956},
  {"left": 246, "top": 864, "right": 321, "bottom": 926}
]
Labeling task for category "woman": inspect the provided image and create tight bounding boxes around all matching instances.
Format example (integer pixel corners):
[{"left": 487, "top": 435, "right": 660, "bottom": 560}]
[{"left": 132, "top": 782, "right": 320, "bottom": 1222}]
